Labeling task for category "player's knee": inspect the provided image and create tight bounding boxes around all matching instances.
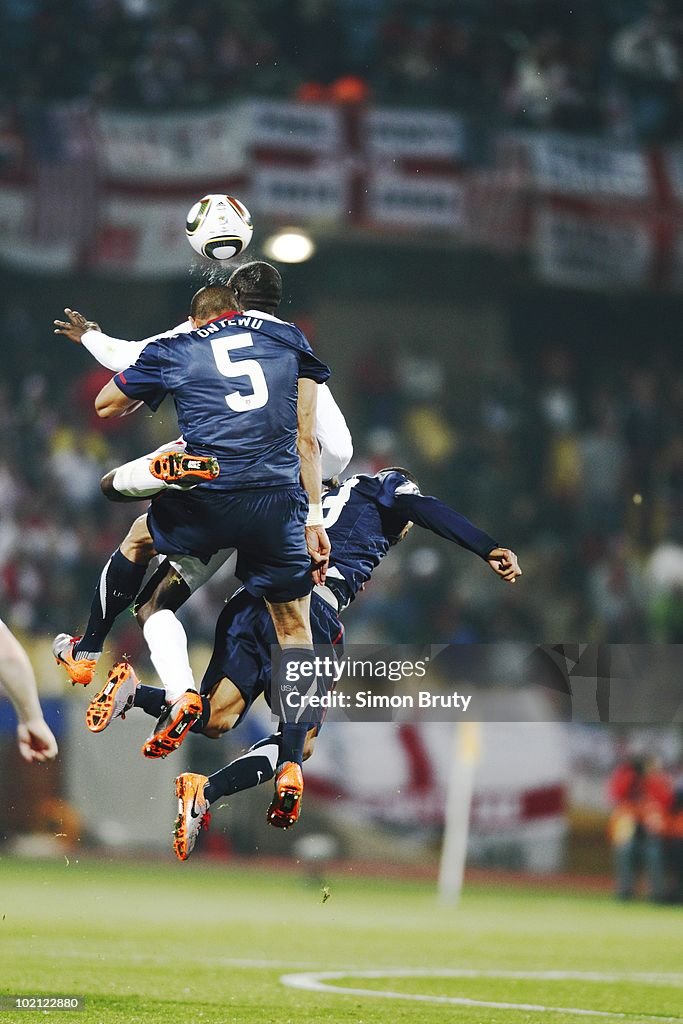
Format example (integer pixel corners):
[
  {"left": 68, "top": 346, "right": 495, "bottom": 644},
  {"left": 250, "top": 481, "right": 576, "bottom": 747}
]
[
  {"left": 101, "top": 467, "right": 143, "bottom": 504},
  {"left": 100, "top": 469, "right": 125, "bottom": 502},
  {"left": 201, "top": 708, "right": 238, "bottom": 738},
  {"left": 120, "top": 515, "right": 155, "bottom": 564},
  {"left": 135, "top": 564, "right": 191, "bottom": 628},
  {"left": 201, "top": 722, "right": 229, "bottom": 739},
  {"left": 134, "top": 601, "right": 152, "bottom": 628}
]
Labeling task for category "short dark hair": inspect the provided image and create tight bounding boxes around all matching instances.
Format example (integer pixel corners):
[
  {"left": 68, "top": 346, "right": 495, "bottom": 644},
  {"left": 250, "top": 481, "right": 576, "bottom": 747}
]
[
  {"left": 191, "top": 285, "right": 236, "bottom": 321},
  {"left": 228, "top": 261, "right": 282, "bottom": 314},
  {"left": 377, "top": 466, "right": 420, "bottom": 489}
]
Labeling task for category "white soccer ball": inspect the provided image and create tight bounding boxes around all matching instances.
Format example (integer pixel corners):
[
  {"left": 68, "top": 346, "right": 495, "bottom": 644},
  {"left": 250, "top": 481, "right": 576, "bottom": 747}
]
[{"left": 185, "top": 194, "right": 253, "bottom": 260}]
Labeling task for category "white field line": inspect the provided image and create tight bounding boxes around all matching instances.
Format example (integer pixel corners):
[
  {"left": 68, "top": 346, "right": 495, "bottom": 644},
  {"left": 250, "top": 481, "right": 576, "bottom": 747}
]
[
  {"left": 280, "top": 968, "right": 683, "bottom": 1021},
  {"left": 23, "top": 950, "right": 683, "bottom": 988}
]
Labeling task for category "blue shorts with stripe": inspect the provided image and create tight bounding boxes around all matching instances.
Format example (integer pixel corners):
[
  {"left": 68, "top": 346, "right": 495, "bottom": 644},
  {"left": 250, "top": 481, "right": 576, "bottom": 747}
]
[
  {"left": 147, "top": 483, "right": 312, "bottom": 601},
  {"left": 200, "top": 587, "right": 344, "bottom": 730}
]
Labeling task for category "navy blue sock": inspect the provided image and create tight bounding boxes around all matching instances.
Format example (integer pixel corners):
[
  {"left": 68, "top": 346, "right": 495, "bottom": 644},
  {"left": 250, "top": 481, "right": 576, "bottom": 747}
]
[
  {"left": 74, "top": 550, "right": 147, "bottom": 658},
  {"left": 274, "top": 647, "right": 318, "bottom": 767},
  {"left": 133, "top": 684, "right": 167, "bottom": 719},
  {"left": 204, "top": 734, "right": 279, "bottom": 805},
  {"left": 278, "top": 722, "right": 311, "bottom": 767}
]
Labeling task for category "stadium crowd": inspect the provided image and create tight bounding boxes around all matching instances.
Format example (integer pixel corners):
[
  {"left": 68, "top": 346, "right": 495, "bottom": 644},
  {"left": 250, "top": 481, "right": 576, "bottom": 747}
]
[
  {"left": 343, "top": 334, "right": 683, "bottom": 645},
  {"left": 1, "top": 0, "right": 681, "bottom": 142}
]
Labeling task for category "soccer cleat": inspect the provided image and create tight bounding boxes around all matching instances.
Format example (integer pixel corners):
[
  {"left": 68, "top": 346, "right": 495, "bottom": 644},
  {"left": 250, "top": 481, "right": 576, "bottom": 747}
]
[
  {"left": 85, "top": 661, "right": 138, "bottom": 733},
  {"left": 173, "top": 772, "right": 211, "bottom": 861},
  {"left": 52, "top": 633, "right": 98, "bottom": 686},
  {"left": 142, "top": 690, "right": 203, "bottom": 759},
  {"left": 149, "top": 450, "right": 219, "bottom": 487},
  {"left": 267, "top": 761, "right": 304, "bottom": 829}
]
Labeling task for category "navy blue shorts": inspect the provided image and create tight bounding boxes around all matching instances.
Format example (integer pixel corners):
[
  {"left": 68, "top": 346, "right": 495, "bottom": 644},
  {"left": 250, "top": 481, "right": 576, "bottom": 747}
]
[
  {"left": 200, "top": 588, "right": 344, "bottom": 729},
  {"left": 147, "top": 484, "right": 312, "bottom": 601}
]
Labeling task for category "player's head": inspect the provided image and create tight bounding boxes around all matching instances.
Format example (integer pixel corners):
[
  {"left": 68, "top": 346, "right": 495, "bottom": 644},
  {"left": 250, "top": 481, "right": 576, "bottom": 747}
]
[
  {"left": 376, "top": 466, "right": 420, "bottom": 489},
  {"left": 375, "top": 467, "right": 419, "bottom": 544},
  {"left": 228, "top": 261, "right": 282, "bottom": 314},
  {"left": 190, "top": 284, "right": 236, "bottom": 327}
]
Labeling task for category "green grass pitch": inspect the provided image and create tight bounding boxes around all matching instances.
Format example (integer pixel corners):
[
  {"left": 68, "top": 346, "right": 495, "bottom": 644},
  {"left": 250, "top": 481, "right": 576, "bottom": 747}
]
[{"left": 1, "top": 856, "right": 681, "bottom": 1023}]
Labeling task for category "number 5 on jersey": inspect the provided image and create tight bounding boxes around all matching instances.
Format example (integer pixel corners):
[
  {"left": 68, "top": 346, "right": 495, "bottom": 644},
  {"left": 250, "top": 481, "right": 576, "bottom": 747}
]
[{"left": 211, "top": 332, "right": 269, "bottom": 412}]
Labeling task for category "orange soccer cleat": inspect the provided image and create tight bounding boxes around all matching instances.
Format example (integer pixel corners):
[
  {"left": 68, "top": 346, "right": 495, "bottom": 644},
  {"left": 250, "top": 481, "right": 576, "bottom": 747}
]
[
  {"left": 52, "top": 633, "right": 98, "bottom": 686},
  {"left": 173, "top": 772, "right": 211, "bottom": 861},
  {"left": 85, "top": 661, "right": 138, "bottom": 733},
  {"left": 266, "top": 761, "right": 304, "bottom": 829},
  {"left": 142, "top": 690, "right": 203, "bottom": 759},
  {"left": 149, "top": 450, "right": 219, "bottom": 487}
]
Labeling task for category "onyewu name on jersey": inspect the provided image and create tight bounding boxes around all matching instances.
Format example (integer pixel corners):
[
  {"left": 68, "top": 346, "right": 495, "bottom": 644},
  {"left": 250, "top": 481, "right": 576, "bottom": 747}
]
[{"left": 194, "top": 315, "right": 263, "bottom": 337}]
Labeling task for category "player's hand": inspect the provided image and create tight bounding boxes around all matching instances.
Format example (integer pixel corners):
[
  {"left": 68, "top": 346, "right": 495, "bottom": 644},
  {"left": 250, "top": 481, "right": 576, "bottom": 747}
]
[
  {"left": 53, "top": 308, "right": 101, "bottom": 343},
  {"left": 306, "top": 525, "right": 331, "bottom": 586},
  {"left": 17, "top": 718, "right": 58, "bottom": 764},
  {"left": 487, "top": 547, "right": 522, "bottom": 583}
]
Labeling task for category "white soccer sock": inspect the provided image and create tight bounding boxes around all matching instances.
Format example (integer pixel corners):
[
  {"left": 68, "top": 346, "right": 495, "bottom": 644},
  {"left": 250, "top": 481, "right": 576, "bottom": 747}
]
[
  {"left": 112, "top": 456, "right": 167, "bottom": 499},
  {"left": 142, "top": 609, "right": 196, "bottom": 703}
]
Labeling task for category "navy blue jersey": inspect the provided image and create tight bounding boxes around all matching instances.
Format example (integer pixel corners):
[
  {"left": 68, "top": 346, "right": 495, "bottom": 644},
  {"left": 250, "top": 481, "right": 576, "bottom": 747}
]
[
  {"left": 114, "top": 311, "right": 330, "bottom": 490},
  {"left": 322, "top": 471, "right": 498, "bottom": 610}
]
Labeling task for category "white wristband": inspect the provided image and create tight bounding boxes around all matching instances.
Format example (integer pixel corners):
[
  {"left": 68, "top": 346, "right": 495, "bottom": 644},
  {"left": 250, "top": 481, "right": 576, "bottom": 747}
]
[{"left": 306, "top": 502, "right": 323, "bottom": 526}]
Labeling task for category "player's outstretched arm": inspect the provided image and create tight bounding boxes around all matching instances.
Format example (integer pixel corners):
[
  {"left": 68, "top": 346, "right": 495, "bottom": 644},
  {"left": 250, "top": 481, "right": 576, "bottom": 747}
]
[
  {"left": 486, "top": 547, "right": 522, "bottom": 584},
  {"left": 298, "top": 377, "right": 330, "bottom": 584},
  {"left": 0, "top": 622, "right": 58, "bottom": 763},
  {"left": 387, "top": 482, "right": 522, "bottom": 582},
  {"left": 54, "top": 308, "right": 191, "bottom": 373}
]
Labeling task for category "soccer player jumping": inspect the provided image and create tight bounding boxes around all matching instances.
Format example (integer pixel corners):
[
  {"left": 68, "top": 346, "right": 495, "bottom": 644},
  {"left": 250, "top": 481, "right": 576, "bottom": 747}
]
[
  {"left": 54, "top": 262, "right": 335, "bottom": 825},
  {"left": 84, "top": 467, "right": 521, "bottom": 857}
]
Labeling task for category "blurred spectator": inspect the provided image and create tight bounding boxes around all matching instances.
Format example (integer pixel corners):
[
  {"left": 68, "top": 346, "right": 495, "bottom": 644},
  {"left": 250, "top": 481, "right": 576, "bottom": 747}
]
[
  {"left": 610, "top": 2, "right": 681, "bottom": 141},
  {"left": 351, "top": 340, "right": 400, "bottom": 431},
  {"left": 49, "top": 428, "right": 108, "bottom": 511},
  {"left": 607, "top": 755, "right": 673, "bottom": 901},
  {"left": 578, "top": 399, "right": 626, "bottom": 534},
  {"left": 506, "top": 30, "right": 599, "bottom": 130},
  {"left": 588, "top": 538, "right": 643, "bottom": 641},
  {"left": 668, "top": 766, "right": 683, "bottom": 902},
  {"left": 644, "top": 529, "right": 683, "bottom": 597},
  {"left": 623, "top": 369, "right": 666, "bottom": 496}
]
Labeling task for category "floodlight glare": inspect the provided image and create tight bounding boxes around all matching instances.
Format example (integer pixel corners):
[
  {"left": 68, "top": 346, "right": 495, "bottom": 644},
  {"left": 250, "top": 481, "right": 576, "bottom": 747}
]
[{"left": 263, "top": 229, "right": 316, "bottom": 263}]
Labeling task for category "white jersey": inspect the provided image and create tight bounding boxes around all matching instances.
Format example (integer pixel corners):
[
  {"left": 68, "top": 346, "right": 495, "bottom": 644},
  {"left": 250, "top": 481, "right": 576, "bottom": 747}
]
[{"left": 81, "top": 322, "right": 353, "bottom": 480}]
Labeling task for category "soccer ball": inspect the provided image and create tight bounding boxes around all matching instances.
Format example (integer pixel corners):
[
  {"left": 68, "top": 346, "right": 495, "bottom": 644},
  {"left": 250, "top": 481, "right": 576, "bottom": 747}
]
[{"left": 185, "top": 194, "right": 253, "bottom": 260}]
